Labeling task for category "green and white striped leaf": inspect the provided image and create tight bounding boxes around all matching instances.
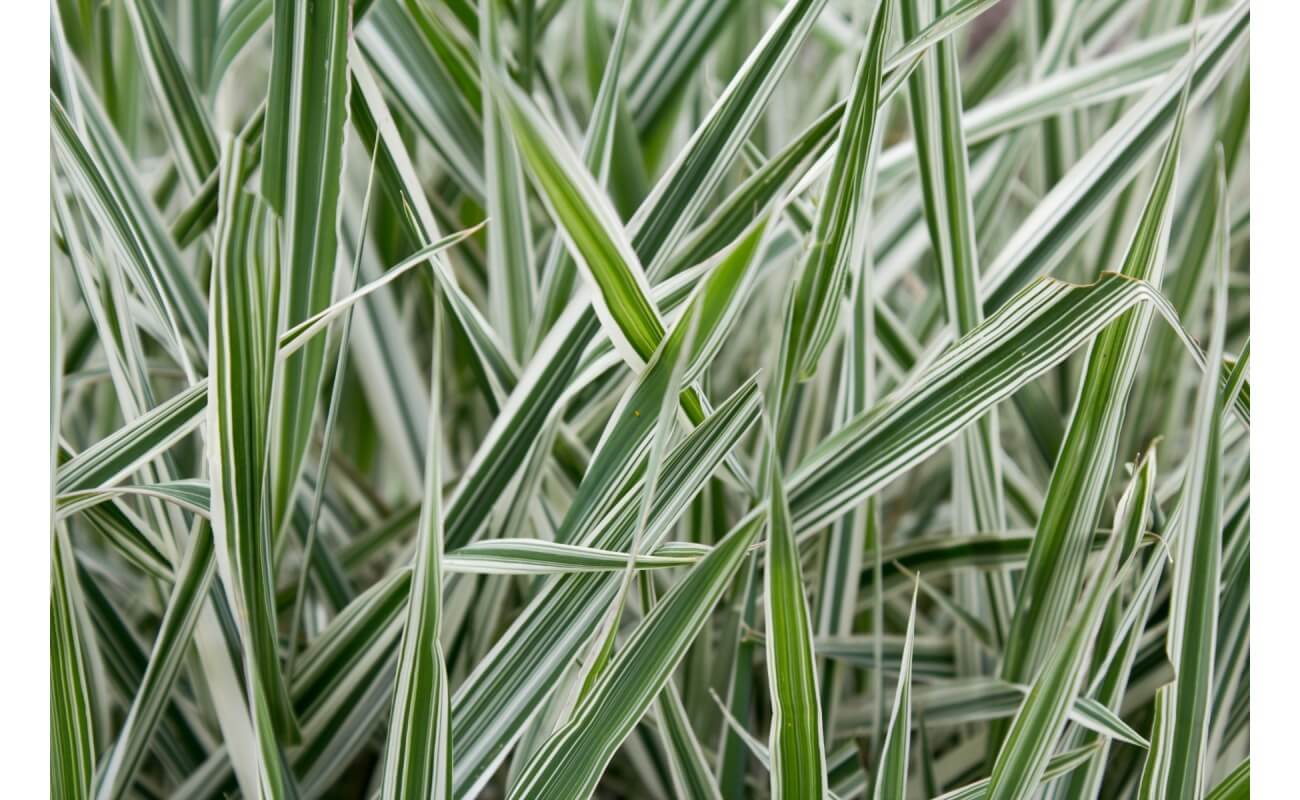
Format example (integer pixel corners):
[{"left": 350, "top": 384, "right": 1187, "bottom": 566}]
[
  {"left": 873, "top": 579, "right": 919, "bottom": 800},
  {"left": 261, "top": 0, "right": 353, "bottom": 541},
  {"left": 205, "top": 139, "right": 299, "bottom": 792},
  {"left": 490, "top": 67, "right": 663, "bottom": 370},
  {"left": 210, "top": 0, "right": 272, "bottom": 93},
  {"left": 630, "top": 0, "right": 832, "bottom": 270},
  {"left": 278, "top": 223, "right": 484, "bottom": 357},
  {"left": 51, "top": 84, "right": 207, "bottom": 366},
  {"left": 764, "top": 442, "right": 827, "bottom": 799},
  {"left": 533, "top": 0, "right": 636, "bottom": 342},
  {"left": 902, "top": 0, "right": 1013, "bottom": 672},
  {"left": 642, "top": 575, "right": 725, "bottom": 800},
  {"left": 444, "top": 539, "right": 710, "bottom": 575},
  {"left": 781, "top": 0, "right": 892, "bottom": 387},
  {"left": 380, "top": 288, "right": 451, "bottom": 800},
  {"left": 56, "top": 478, "right": 210, "bottom": 521},
  {"left": 51, "top": 528, "right": 96, "bottom": 800},
  {"left": 479, "top": 0, "right": 535, "bottom": 359}
]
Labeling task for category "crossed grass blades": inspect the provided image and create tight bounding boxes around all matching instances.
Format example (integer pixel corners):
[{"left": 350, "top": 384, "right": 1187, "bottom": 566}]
[{"left": 49, "top": 0, "right": 1250, "bottom": 798}]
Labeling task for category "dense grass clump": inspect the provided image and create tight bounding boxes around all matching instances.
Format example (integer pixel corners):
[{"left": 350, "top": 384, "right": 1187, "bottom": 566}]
[{"left": 50, "top": 0, "right": 1249, "bottom": 798}]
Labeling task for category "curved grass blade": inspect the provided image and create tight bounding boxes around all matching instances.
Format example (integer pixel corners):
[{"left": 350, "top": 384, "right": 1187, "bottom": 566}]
[
  {"left": 859, "top": 531, "right": 1111, "bottom": 593},
  {"left": 56, "top": 479, "right": 211, "bottom": 520},
  {"left": 78, "top": 563, "right": 218, "bottom": 774},
  {"left": 80, "top": 503, "right": 174, "bottom": 582},
  {"left": 630, "top": 0, "right": 832, "bottom": 270},
  {"left": 532, "top": 0, "right": 636, "bottom": 343},
  {"left": 1133, "top": 67, "right": 1250, "bottom": 445},
  {"left": 880, "top": 14, "right": 1211, "bottom": 183},
  {"left": 51, "top": 88, "right": 207, "bottom": 369},
  {"left": 57, "top": 213, "right": 468, "bottom": 506},
  {"left": 444, "top": 539, "right": 708, "bottom": 575},
  {"left": 661, "top": 103, "right": 839, "bottom": 281},
  {"left": 813, "top": 635, "right": 955, "bottom": 681},
  {"left": 55, "top": 382, "right": 207, "bottom": 494},
  {"left": 624, "top": 0, "right": 743, "bottom": 139},
  {"left": 210, "top": 0, "right": 271, "bottom": 93},
  {"left": 358, "top": 0, "right": 485, "bottom": 201},
  {"left": 655, "top": 679, "right": 724, "bottom": 800},
  {"left": 930, "top": 680, "right": 1144, "bottom": 745},
  {"left": 490, "top": 69, "right": 664, "bottom": 370},
  {"left": 902, "top": 0, "right": 1013, "bottom": 671},
  {"left": 77, "top": 562, "right": 254, "bottom": 797},
  {"left": 278, "top": 223, "right": 484, "bottom": 357}
]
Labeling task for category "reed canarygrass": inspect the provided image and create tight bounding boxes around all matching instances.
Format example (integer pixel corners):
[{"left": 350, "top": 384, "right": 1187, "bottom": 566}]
[{"left": 50, "top": 0, "right": 1250, "bottom": 797}]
